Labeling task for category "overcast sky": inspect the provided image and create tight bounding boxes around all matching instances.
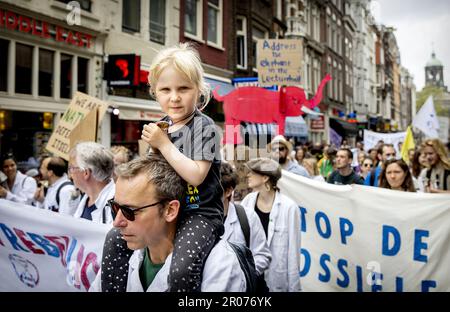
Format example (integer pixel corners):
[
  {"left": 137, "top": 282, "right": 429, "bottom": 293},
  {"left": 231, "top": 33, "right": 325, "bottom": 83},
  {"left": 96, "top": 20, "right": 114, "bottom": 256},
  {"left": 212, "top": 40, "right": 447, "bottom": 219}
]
[{"left": 373, "top": 0, "right": 450, "bottom": 90}]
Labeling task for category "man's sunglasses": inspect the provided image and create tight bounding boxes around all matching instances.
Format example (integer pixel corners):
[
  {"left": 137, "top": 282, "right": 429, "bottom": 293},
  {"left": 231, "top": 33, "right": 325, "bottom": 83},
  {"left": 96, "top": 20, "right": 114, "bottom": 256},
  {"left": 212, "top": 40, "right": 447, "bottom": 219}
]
[
  {"left": 108, "top": 199, "right": 163, "bottom": 221},
  {"left": 272, "top": 146, "right": 286, "bottom": 152}
]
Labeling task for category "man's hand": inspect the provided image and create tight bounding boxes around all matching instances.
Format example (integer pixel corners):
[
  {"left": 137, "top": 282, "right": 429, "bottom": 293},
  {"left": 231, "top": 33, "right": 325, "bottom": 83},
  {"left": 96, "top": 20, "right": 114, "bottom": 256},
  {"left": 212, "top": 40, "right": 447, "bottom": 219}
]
[
  {"left": 34, "top": 186, "right": 45, "bottom": 202},
  {"left": 0, "top": 186, "right": 8, "bottom": 198}
]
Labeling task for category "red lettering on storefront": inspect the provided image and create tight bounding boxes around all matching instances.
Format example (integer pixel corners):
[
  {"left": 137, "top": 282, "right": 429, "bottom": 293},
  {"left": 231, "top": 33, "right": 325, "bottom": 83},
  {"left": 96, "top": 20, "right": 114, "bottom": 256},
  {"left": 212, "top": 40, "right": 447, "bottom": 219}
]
[
  {"left": 6, "top": 11, "right": 18, "bottom": 30},
  {"left": 65, "top": 30, "right": 76, "bottom": 46},
  {"left": 18, "top": 16, "right": 31, "bottom": 33},
  {"left": 0, "top": 9, "right": 5, "bottom": 27},
  {"left": 32, "top": 19, "right": 43, "bottom": 37},
  {"left": 84, "top": 34, "right": 92, "bottom": 48},
  {"left": 42, "top": 22, "right": 51, "bottom": 38},
  {"left": 2, "top": 9, "right": 94, "bottom": 49},
  {"left": 55, "top": 26, "right": 65, "bottom": 42}
]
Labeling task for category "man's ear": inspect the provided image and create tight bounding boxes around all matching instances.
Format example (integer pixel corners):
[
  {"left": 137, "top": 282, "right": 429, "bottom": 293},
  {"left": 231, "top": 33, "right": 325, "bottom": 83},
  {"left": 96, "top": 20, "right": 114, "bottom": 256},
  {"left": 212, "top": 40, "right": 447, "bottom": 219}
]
[
  {"left": 165, "top": 200, "right": 180, "bottom": 223},
  {"left": 224, "top": 187, "right": 233, "bottom": 199}
]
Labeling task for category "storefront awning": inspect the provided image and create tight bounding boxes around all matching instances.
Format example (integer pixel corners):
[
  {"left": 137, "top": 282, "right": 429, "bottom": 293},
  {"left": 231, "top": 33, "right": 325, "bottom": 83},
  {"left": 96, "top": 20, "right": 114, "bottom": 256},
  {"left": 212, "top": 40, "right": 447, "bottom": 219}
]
[{"left": 285, "top": 116, "right": 308, "bottom": 137}]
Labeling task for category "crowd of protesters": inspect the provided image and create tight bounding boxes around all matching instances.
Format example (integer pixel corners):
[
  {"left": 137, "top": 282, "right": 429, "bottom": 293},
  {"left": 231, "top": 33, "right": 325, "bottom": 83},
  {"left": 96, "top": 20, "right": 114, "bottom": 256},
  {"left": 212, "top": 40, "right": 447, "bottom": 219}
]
[{"left": 1, "top": 43, "right": 449, "bottom": 293}]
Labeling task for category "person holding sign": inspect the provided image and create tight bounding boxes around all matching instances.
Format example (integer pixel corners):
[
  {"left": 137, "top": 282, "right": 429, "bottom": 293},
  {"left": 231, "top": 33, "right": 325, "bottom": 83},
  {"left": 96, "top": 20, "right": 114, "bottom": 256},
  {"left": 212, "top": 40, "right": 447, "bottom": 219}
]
[
  {"left": 241, "top": 158, "right": 301, "bottom": 292},
  {"left": 0, "top": 153, "right": 37, "bottom": 205},
  {"left": 70, "top": 142, "right": 115, "bottom": 224},
  {"left": 140, "top": 43, "right": 223, "bottom": 292}
]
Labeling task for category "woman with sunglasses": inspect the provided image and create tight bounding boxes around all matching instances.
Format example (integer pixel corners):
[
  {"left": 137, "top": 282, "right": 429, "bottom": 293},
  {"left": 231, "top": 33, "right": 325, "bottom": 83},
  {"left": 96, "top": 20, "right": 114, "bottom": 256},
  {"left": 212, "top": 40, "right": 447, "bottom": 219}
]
[{"left": 360, "top": 157, "right": 374, "bottom": 180}]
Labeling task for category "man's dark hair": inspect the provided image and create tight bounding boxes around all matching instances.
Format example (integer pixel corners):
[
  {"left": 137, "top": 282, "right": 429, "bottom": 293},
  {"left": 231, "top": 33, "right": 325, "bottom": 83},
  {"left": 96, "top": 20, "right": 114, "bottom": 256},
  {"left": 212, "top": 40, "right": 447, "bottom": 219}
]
[
  {"left": 339, "top": 148, "right": 353, "bottom": 159},
  {"left": 220, "top": 162, "right": 239, "bottom": 191},
  {"left": 47, "top": 157, "right": 68, "bottom": 177}
]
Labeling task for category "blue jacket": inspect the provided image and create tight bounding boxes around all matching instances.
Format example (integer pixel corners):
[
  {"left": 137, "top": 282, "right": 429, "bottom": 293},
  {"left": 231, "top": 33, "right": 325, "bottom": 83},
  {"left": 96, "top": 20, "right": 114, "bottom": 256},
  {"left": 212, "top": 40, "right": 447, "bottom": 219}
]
[{"left": 364, "top": 165, "right": 382, "bottom": 187}]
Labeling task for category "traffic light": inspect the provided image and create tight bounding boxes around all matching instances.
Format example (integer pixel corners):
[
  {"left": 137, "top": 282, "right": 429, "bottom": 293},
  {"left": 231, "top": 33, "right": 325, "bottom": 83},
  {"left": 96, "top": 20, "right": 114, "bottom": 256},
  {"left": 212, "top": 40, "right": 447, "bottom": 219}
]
[
  {"left": 106, "top": 54, "right": 141, "bottom": 87},
  {"left": 43, "top": 112, "right": 53, "bottom": 129}
]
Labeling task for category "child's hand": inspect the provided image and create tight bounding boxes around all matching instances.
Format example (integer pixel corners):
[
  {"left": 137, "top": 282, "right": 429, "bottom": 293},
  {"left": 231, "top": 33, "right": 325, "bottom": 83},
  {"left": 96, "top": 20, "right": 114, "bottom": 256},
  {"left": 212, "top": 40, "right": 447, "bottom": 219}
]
[{"left": 142, "top": 123, "right": 170, "bottom": 150}]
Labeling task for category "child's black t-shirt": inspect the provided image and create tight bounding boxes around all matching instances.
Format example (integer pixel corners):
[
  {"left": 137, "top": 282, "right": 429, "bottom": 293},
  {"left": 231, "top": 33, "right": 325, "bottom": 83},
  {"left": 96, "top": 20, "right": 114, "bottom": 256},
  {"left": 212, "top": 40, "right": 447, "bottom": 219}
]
[{"left": 164, "top": 110, "right": 224, "bottom": 230}]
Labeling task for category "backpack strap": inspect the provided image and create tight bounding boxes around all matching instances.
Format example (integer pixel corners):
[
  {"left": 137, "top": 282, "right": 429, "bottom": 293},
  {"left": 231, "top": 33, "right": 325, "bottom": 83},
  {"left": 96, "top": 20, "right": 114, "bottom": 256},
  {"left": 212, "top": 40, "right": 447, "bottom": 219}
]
[
  {"left": 228, "top": 242, "right": 257, "bottom": 293},
  {"left": 56, "top": 181, "right": 74, "bottom": 206},
  {"left": 235, "top": 203, "right": 250, "bottom": 248},
  {"left": 369, "top": 168, "right": 377, "bottom": 186}
]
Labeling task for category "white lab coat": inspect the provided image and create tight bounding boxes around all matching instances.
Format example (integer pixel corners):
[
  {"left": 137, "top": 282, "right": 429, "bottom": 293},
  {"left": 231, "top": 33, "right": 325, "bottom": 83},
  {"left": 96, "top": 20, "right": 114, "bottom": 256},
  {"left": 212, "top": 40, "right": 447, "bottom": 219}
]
[
  {"left": 42, "top": 175, "right": 80, "bottom": 216},
  {"left": 90, "top": 239, "right": 246, "bottom": 292},
  {"left": 223, "top": 202, "right": 271, "bottom": 275},
  {"left": 241, "top": 191, "right": 301, "bottom": 292},
  {"left": 5, "top": 171, "right": 37, "bottom": 205},
  {"left": 74, "top": 179, "right": 115, "bottom": 224}
]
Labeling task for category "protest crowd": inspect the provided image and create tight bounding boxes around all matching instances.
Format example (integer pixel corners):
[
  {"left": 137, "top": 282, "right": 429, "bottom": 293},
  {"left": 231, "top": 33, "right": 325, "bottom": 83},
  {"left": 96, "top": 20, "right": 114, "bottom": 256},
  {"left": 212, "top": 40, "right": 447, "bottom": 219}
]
[{"left": 1, "top": 43, "right": 449, "bottom": 293}]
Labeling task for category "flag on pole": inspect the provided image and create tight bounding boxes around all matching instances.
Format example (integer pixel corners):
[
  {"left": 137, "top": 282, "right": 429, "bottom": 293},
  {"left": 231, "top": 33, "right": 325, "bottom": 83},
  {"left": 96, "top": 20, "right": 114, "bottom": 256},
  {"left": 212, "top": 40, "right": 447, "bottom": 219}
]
[
  {"left": 412, "top": 96, "right": 440, "bottom": 138},
  {"left": 401, "top": 126, "right": 415, "bottom": 165}
]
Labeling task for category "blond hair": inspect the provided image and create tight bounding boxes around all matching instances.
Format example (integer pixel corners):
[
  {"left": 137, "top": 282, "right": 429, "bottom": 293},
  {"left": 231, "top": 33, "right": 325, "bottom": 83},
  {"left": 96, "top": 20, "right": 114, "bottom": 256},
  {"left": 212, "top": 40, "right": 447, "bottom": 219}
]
[
  {"left": 148, "top": 42, "right": 211, "bottom": 110},
  {"left": 421, "top": 139, "right": 450, "bottom": 170}
]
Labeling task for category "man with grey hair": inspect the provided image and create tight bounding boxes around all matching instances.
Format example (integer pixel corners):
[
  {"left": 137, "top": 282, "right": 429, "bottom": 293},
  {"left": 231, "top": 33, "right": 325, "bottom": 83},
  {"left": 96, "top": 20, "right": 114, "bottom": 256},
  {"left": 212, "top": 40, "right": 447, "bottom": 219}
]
[
  {"left": 91, "top": 153, "right": 246, "bottom": 292},
  {"left": 70, "top": 142, "right": 115, "bottom": 224}
]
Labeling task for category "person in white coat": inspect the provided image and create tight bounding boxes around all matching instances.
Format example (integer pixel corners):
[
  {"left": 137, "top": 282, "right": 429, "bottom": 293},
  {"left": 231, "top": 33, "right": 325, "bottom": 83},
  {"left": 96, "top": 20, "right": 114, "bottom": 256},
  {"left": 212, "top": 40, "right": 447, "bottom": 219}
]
[
  {"left": 0, "top": 153, "right": 37, "bottom": 205},
  {"left": 220, "top": 162, "right": 271, "bottom": 276},
  {"left": 34, "top": 156, "right": 80, "bottom": 215},
  {"left": 90, "top": 153, "right": 246, "bottom": 292},
  {"left": 70, "top": 142, "right": 115, "bottom": 224},
  {"left": 241, "top": 158, "right": 301, "bottom": 292}
]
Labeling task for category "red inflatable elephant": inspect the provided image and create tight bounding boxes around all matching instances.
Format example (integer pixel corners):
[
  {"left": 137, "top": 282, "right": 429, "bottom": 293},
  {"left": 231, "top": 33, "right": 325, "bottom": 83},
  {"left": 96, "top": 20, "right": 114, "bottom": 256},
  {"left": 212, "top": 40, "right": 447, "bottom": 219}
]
[{"left": 213, "top": 74, "right": 331, "bottom": 144}]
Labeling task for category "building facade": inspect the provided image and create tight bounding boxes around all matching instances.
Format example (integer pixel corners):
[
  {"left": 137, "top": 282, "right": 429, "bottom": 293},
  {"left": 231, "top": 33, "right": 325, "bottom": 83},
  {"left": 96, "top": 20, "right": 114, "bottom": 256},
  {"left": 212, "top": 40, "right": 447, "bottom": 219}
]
[{"left": 0, "top": 0, "right": 106, "bottom": 160}]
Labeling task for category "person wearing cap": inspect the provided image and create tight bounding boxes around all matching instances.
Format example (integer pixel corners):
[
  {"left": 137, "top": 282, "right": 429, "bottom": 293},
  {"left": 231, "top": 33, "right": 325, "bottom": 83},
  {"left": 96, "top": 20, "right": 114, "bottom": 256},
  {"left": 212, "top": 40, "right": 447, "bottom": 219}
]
[
  {"left": 241, "top": 158, "right": 301, "bottom": 292},
  {"left": 269, "top": 135, "right": 309, "bottom": 178},
  {"left": 0, "top": 153, "right": 37, "bottom": 205}
]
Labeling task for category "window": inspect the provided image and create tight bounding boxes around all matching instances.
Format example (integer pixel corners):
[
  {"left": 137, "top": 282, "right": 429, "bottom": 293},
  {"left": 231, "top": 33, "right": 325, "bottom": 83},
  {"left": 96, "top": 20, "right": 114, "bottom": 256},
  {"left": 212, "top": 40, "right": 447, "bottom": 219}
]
[
  {"left": 207, "top": 0, "right": 223, "bottom": 46},
  {"left": 60, "top": 53, "right": 72, "bottom": 99},
  {"left": 185, "top": 0, "right": 202, "bottom": 39},
  {"left": 15, "top": 43, "right": 33, "bottom": 95},
  {"left": 78, "top": 57, "right": 89, "bottom": 93},
  {"left": 150, "top": 0, "right": 166, "bottom": 44},
  {"left": 252, "top": 26, "right": 267, "bottom": 72},
  {"left": 39, "top": 48, "right": 54, "bottom": 97},
  {"left": 56, "top": 0, "right": 92, "bottom": 12},
  {"left": 123, "top": 0, "right": 141, "bottom": 33},
  {"left": 236, "top": 16, "right": 247, "bottom": 69},
  {"left": 0, "top": 39, "right": 8, "bottom": 91}
]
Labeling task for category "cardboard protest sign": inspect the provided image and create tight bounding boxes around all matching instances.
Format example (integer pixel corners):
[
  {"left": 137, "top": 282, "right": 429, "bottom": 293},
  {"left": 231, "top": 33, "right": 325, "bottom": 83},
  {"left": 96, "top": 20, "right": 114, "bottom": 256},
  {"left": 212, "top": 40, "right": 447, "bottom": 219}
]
[
  {"left": 257, "top": 39, "right": 303, "bottom": 87},
  {"left": 46, "top": 92, "right": 108, "bottom": 160}
]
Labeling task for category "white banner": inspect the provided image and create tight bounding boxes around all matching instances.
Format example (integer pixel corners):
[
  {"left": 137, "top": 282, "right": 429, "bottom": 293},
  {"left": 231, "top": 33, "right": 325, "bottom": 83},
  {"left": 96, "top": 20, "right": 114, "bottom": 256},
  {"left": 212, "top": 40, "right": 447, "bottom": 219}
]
[
  {"left": 363, "top": 130, "right": 406, "bottom": 155},
  {"left": 278, "top": 171, "right": 450, "bottom": 292},
  {"left": 413, "top": 96, "right": 440, "bottom": 139},
  {"left": 0, "top": 199, "right": 110, "bottom": 291}
]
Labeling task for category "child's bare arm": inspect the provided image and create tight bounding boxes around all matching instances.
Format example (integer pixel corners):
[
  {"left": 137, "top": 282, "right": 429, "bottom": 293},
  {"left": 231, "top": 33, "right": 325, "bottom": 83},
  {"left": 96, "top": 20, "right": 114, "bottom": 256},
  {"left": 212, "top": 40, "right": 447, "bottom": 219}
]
[{"left": 142, "top": 123, "right": 211, "bottom": 186}]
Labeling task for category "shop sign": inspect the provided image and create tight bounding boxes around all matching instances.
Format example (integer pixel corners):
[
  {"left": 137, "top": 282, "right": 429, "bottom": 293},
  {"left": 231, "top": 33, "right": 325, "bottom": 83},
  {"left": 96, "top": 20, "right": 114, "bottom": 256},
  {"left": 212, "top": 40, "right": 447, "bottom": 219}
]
[
  {"left": 46, "top": 92, "right": 108, "bottom": 160},
  {"left": 106, "top": 54, "right": 141, "bottom": 86},
  {"left": 0, "top": 9, "right": 93, "bottom": 48},
  {"left": 310, "top": 115, "right": 325, "bottom": 130}
]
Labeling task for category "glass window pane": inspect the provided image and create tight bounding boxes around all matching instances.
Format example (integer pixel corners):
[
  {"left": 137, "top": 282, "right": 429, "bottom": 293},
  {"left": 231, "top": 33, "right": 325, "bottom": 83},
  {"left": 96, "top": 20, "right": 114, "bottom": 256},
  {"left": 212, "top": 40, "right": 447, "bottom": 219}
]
[
  {"left": 123, "top": 0, "right": 141, "bottom": 32},
  {"left": 207, "top": 6, "right": 218, "bottom": 43},
  {"left": 60, "top": 53, "right": 72, "bottom": 99},
  {"left": 15, "top": 43, "right": 33, "bottom": 95},
  {"left": 237, "top": 36, "right": 244, "bottom": 67},
  {"left": 0, "top": 39, "right": 8, "bottom": 92},
  {"left": 185, "top": 0, "right": 197, "bottom": 35},
  {"left": 150, "top": 0, "right": 166, "bottom": 44},
  {"left": 39, "top": 48, "right": 54, "bottom": 97},
  {"left": 78, "top": 57, "right": 89, "bottom": 93}
]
